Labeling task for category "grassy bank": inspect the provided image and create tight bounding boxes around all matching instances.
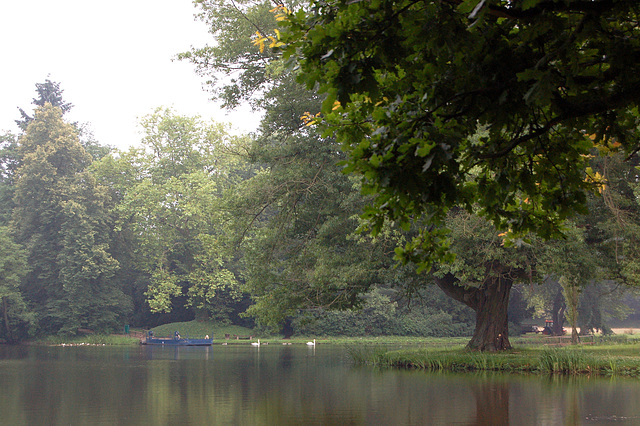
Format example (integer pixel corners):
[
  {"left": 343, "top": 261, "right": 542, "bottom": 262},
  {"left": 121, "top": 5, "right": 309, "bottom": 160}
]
[
  {"left": 347, "top": 343, "right": 640, "bottom": 376},
  {"left": 148, "top": 322, "right": 474, "bottom": 346},
  {"left": 29, "top": 319, "right": 640, "bottom": 374},
  {"left": 150, "top": 320, "right": 254, "bottom": 341}
]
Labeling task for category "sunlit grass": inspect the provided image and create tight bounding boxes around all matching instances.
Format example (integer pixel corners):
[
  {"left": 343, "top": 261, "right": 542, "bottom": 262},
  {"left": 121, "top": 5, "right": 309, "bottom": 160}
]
[{"left": 150, "top": 320, "right": 254, "bottom": 341}]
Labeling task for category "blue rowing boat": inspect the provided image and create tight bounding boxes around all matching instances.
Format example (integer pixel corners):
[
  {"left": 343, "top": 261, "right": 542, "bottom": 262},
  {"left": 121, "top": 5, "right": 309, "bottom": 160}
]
[{"left": 141, "top": 331, "right": 212, "bottom": 346}]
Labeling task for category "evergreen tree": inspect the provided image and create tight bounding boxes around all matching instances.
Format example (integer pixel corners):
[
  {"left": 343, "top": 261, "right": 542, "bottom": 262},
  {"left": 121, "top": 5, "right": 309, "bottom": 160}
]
[
  {"left": 12, "top": 103, "right": 129, "bottom": 335},
  {"left": 16, "top": 79, "right": 73, "bottom": 131}
]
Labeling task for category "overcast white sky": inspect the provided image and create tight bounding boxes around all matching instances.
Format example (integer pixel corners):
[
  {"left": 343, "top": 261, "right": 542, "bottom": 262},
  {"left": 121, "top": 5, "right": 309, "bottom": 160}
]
[{"left": 0, "top": 0, "right": 255, "bottom": 149}]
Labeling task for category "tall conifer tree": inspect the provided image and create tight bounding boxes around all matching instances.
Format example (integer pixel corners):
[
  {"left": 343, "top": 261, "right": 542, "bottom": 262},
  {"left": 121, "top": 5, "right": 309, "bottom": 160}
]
[{"left": 12, "top": 103, "right": 129, "bottom": 334}]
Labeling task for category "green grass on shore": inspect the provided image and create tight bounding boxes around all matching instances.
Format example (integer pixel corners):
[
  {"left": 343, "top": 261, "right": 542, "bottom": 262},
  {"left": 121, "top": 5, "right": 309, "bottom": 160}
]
[
  {"left": 150, "top": 320, "right": 254, "bottom": 341},
  {"left": 29, "top": 321, "right": 640, "bottom": 377},
  {"left": 347, "top": 343, "right": 640, "bottom": 376},
  {"left": 148, "top": 322, "right": 475, "bottom": 346}
]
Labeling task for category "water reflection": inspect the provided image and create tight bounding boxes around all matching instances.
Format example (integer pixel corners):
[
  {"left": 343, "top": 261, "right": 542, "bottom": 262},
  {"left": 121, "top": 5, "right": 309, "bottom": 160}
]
[
  {"left": 2, "top": 345, "right": 640, "bottom": 425},
  {"left": 471, "top": 379, "right": 510, "bottom": 425}
]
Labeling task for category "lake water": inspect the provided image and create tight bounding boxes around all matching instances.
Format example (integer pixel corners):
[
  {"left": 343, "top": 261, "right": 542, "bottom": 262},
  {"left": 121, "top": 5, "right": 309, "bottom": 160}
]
[{"left": 2, "top": 344, "right": 640, "bottom": 425}]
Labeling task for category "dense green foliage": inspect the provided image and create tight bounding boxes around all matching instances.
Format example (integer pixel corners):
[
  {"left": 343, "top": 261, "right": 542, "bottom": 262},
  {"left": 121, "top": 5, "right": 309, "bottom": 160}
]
[
  {"left": 93, "top": 108, "right": 245, "bottom": 321},
  {"left": 292, "top": 287, "right": 474, "bottom": 337},
  {"left": 0, "top": 226, "right": 34, "bottom": 342},
  {"left": 234, "top": 0, "right": 640, "bottom": 350},
  {"left": 4, "top": 1, "right": 640, "bottom": 347},
  {"left": 0, "top": 133, "right": 19, "bottom": 226},
  {"left": 282, "top": 0, "right": 640, "bottom": 270},
  {"left": 11, "top": 104, "right": 129, "bottom": 335}
]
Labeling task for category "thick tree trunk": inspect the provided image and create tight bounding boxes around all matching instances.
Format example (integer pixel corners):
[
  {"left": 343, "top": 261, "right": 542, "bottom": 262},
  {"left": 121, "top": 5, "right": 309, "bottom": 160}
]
[
  {"left": 467, "top": 277, "right": 513, "bottom": 351},
  {"left": 435, "top": 271, "right": 513, "bottom": 352},
  {"left": 2, "top": 297, "right": 13, "bottom": 343},
  {"left": 551, "top": 289, "right": 566, "bottom": 336},
  {"left": 563, "top": 281, "right": 580, "bottom": 345}
]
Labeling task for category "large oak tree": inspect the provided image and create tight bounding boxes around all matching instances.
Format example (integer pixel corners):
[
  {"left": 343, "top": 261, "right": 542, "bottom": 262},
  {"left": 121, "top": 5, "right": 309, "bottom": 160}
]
[{"left": 277, "top": 0, "right": 640, "bottom": 349}]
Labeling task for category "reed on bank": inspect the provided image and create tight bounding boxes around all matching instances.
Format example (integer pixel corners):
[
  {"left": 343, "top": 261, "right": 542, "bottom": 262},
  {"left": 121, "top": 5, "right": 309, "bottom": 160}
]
[{"left": 347, "top": 344, "right": 640, "bottom": 376}]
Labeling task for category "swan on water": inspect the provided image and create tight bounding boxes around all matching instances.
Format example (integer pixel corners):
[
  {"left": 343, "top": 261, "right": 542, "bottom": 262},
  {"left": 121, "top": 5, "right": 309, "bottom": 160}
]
[
  {"left": 251, "top": 339, "right": 261, "bottom": 346},
  {"left": 306, "top": 339, "right": 316, "bottom": 346}
]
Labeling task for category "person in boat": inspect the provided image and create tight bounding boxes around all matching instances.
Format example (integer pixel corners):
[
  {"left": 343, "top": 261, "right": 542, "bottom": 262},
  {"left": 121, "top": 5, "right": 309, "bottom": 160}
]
[
  {"left": 148, "top": 330, "right": 154, "bottom": 338},
  {"left": 174, "top": 331, "right": 181, "bottom": 340}
]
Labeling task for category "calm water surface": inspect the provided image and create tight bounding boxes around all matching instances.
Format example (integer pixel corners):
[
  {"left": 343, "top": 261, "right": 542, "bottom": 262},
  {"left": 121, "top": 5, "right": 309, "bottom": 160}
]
[{"left": 2, "top": 344, "right": 640, "bottom": 425}]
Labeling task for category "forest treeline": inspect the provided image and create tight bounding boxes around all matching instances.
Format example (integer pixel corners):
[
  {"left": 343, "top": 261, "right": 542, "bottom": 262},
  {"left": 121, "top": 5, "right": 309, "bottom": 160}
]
[
  {"left": 0, "top": 80, "right": 635, "bottom": 343},
  {"left": 3, "top": 1, "right": 640, "bottom": 346},
  {"left": 0, "top": 83, "right": 479, "bottom": 340}
]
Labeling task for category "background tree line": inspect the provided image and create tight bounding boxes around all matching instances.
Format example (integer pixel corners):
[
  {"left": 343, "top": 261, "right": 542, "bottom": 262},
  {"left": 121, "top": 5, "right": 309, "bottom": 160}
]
[{"left": 2, "top": 1, "right": 640, "bottom": 349}]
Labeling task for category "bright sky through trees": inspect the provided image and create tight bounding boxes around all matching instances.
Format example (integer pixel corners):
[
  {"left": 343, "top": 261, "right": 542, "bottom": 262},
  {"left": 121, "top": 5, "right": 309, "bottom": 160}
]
[{"left": 0, "top": 0, "right": 256, "bottom": 149}]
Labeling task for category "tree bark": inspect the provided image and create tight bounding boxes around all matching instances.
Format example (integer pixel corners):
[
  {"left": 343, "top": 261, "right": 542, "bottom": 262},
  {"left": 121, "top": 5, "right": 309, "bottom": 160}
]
[
  {"left": 566, "top": 283, "right": 580, "bottom": 344},
  {"left": 552, "top": 288, "right": 566, "bottom": 336},
  {"left": 435, "top": 270, "right": 513, "bottom": 352},
  {"left": 2, "top": 297, "right": 13, "bottom": 343}
]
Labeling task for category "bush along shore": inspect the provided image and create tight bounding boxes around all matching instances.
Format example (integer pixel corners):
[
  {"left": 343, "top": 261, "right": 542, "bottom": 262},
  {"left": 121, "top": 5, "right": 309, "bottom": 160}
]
[{"left": 347, "top": 343, "right": 640, "bottom": 377}]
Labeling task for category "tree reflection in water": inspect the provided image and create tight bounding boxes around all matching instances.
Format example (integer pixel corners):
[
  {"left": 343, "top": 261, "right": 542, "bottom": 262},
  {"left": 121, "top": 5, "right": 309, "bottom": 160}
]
[
  {"left": 3, "top": 346, "right": 640, "bottom": 424},
  {"left": 471, "top": 379, "right": 510, "bottom": 425}
]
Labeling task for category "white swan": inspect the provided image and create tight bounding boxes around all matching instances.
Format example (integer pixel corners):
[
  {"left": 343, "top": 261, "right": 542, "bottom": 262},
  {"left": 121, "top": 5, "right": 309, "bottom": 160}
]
[
  {"left": 306, "top": 339, "right": 316, "bottom": 346},
  {"left": 251, "top": 339, "right": 261, "bottom": 346}
]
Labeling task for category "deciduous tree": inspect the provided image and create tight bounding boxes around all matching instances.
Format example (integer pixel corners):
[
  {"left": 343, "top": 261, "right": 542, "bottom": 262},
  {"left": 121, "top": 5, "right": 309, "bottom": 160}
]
[
  {"left": 0, "top": 226, "right": 33, "bottom": 342},
  {"left": 0, "top": 133, "right": 19, "bottom": 226},
  {"left": 283, "top": 0, "right": 640, "bottom": 265},
  {"left": 275, "top": 0, "right": 640, "bottom": 349},
  {"left": 102, "top": 109, "right": 244, "bottom": 320}
]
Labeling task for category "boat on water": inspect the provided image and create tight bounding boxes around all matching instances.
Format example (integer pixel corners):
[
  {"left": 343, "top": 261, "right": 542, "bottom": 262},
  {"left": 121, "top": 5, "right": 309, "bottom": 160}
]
[{"left": 141, "top": 331, "right": 212, "bottom": 346}]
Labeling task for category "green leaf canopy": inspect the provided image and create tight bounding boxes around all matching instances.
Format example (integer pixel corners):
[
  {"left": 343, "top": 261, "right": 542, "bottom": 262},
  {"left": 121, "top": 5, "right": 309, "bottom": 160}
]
[{"left": 283, "top": 0, "right": 640, "bottom": 270}]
